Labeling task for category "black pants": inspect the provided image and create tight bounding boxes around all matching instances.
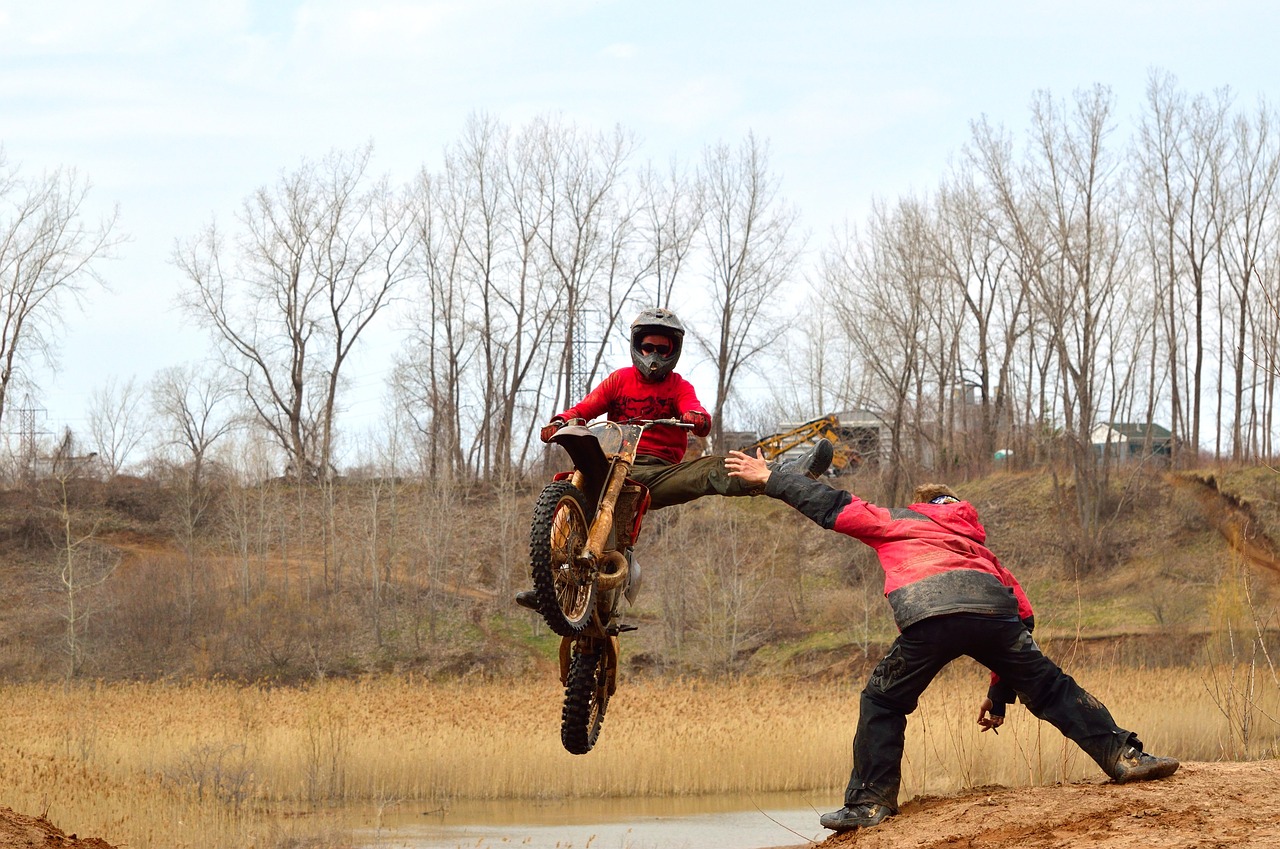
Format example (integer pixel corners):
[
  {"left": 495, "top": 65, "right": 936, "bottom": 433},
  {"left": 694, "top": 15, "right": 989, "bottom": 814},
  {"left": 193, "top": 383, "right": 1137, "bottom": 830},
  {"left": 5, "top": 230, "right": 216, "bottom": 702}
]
[{"left": 847, "top": 614, "right": 1139, "bottom": 811}]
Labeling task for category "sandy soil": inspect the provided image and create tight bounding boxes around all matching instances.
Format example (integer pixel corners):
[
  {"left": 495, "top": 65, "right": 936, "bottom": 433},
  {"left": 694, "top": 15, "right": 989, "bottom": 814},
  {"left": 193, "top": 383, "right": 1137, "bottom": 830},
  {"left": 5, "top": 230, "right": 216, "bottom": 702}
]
[{"left": 771, "top": 760, "right": 1280, "bottom": 849}]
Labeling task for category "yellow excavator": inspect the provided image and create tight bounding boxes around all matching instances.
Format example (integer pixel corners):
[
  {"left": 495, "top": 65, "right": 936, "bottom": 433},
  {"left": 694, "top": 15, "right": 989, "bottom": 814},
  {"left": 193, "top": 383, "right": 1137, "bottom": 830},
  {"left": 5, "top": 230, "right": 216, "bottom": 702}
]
[{"left": 739, "top": 414, "right": 862, "bottom": 473}]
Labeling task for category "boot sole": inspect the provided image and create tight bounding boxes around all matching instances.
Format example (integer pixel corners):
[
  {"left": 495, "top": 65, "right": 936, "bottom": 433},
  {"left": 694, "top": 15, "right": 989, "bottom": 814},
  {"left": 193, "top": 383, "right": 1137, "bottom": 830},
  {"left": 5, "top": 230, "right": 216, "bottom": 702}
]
[{"left": 1114, "top": 760, "right": 1180, "bottom": 783}]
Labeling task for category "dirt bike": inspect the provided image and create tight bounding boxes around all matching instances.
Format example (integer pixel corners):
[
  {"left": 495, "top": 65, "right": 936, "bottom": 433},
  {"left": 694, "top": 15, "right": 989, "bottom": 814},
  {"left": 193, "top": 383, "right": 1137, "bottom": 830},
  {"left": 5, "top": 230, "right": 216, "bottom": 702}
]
[{"left": 529, "top": 417, "right": 691, "bottom": 754}]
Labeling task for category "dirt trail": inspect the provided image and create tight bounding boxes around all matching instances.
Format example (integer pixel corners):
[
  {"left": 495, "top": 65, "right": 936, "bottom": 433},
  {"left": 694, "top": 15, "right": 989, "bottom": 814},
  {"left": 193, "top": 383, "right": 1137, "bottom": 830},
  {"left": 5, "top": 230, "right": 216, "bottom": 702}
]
[
  {"left": 770, "top": 760, "right": 1279, "bottom": 849},
  {"left": 1170, "top": 472, "right": 1280, "bottom": 575}
]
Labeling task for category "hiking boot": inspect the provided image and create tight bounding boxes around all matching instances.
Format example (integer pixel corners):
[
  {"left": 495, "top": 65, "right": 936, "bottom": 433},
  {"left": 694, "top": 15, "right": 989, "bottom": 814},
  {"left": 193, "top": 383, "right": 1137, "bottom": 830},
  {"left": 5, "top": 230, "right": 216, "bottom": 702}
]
[
  {"left": 819, "top": 802, "right": 894, "bottom": 832},
  {"left": 769, "top": 438, "right": 835, "bottom": 479},
  {"left": 1110, "top": 746, "right": 1179, "bottom": 783},
  {"left": 515, "top": 590, "right": 539, "bottom": 611}
]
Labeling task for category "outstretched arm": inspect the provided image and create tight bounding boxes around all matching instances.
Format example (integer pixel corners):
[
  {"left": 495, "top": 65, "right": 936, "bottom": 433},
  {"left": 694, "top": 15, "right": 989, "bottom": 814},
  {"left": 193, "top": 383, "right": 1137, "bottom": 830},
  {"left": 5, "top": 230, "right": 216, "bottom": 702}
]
[{"left": 726, "top": 449, "right": 851, "bottom": 529}]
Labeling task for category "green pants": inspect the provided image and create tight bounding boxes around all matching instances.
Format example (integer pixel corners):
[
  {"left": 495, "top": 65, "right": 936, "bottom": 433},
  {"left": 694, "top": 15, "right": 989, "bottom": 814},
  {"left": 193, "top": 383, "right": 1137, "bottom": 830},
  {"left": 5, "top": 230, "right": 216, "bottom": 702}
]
[{"left": 629, "top": 454, "right": 763, "bottom": 510}]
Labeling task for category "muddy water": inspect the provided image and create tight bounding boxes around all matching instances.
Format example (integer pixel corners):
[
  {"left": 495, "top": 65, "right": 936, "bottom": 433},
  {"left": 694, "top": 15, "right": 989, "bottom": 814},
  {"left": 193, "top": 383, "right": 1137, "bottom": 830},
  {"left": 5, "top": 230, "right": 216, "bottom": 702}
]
[{"left": 351, "top": 791, "right": 829, "bottom": 849}]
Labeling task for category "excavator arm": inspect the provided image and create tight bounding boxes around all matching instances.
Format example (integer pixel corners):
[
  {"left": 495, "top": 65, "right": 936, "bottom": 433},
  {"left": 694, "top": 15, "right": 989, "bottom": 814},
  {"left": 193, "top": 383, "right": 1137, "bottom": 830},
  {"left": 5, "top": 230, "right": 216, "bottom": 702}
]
[{"left": 741, "top": 414, "right": 859, "bottom": 472}]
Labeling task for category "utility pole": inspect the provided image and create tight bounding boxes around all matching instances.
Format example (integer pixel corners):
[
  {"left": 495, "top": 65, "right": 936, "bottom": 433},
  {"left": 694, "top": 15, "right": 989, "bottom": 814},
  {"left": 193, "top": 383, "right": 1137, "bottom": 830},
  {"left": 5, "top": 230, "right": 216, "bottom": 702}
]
[
  {"left": 558, "top": 309, "right": 603, "bottom": 406},
  {"left": 13, "top": 394, "right": 47, "bottom": 484}
]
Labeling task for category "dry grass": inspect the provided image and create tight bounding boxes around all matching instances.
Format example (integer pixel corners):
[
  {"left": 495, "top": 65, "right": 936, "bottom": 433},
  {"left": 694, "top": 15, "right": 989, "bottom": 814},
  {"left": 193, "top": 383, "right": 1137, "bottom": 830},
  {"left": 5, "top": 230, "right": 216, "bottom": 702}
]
[{"left": 0, "top": 665, "right": 1275, "bottom": 848}]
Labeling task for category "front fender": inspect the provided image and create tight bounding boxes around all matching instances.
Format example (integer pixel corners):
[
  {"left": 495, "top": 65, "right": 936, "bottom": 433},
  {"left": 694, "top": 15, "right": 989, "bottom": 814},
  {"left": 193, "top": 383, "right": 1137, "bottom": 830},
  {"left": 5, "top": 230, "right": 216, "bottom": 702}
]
[{"left": 550, "top": 425, "right": 609, "bottom": 502}]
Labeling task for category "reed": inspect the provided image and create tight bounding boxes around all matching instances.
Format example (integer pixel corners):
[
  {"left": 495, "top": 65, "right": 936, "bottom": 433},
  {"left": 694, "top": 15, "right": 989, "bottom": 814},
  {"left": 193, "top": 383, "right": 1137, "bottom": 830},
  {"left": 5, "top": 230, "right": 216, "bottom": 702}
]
[{"left": 0, "top": 664, "right": 1274, "bottom": 848}]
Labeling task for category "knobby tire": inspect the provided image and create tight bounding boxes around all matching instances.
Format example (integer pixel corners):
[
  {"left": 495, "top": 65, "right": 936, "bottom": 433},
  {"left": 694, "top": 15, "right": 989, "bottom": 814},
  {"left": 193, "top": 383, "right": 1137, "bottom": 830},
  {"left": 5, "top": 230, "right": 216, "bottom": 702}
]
[
  {"left": 561, "top": 644, "right": 609, "bottom": 754},
  {"left": 529, "top": 481, "right": 596, "bottom": 637}
]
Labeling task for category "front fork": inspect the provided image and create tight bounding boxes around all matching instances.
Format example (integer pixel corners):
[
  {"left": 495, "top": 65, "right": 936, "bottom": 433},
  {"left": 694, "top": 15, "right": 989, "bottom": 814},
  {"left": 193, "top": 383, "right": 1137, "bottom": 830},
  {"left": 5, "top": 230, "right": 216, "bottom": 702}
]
[
  {"left": 558, "top": 634, "right": 620, "bottom": 696},
  {"left": 573, "top": 466, "right": 631, "bottom": 590},
  {"left": 559, "top": 460, "right": 633, "bottom": 696}
]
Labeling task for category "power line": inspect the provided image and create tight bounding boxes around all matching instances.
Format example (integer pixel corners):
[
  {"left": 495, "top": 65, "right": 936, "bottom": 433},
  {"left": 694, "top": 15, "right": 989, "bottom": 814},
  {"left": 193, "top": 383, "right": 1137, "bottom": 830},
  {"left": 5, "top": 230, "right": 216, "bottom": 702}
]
[{"left": 12, "top": 394, "right": 48, "bottom": 482}]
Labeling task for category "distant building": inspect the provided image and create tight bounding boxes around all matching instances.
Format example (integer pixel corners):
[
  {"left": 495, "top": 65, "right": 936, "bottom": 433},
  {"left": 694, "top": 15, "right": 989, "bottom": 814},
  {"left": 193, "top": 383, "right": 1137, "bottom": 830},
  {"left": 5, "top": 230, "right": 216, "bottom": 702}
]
[
  {"left": 829, "top": 408, "right": 889, "bottom": 465},
  {"left": 1090, "top": 421, "right": 1173, "bottom": 461}
]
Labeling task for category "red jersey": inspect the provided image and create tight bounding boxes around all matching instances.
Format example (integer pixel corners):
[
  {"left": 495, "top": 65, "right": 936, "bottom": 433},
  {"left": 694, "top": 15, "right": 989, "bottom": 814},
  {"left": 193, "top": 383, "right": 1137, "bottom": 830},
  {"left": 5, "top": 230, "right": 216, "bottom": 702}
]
[{"left": 557, "top": 366, "right": 710, "bottom": 464}]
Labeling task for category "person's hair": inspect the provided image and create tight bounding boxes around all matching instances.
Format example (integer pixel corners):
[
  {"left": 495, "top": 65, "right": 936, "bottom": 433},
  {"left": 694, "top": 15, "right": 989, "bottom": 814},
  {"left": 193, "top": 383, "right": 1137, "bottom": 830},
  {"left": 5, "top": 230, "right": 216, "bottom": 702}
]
[{"left": 912, "top": 483, "right": 960, "bottom": 504}]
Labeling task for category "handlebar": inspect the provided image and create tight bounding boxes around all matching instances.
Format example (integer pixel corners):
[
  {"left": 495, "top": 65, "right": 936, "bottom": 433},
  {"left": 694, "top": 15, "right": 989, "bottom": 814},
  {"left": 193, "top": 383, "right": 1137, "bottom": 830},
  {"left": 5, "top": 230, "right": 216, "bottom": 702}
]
[
  {"left": 570, "top": 417, "right": 693, "bottom": 429},
  {"left": 641, "top": 418, "right": 695, "bottom": 429}
]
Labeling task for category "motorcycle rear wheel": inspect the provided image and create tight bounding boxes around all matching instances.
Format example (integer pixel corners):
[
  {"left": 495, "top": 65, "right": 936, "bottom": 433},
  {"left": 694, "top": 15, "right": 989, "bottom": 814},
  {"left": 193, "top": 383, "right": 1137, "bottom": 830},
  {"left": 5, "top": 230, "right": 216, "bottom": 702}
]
[
  {"left": 530, "top": 481, "right": 596, "bottom": 636},
  {"left": 561, "top": 643, "right": 610, "bottom": 754}
]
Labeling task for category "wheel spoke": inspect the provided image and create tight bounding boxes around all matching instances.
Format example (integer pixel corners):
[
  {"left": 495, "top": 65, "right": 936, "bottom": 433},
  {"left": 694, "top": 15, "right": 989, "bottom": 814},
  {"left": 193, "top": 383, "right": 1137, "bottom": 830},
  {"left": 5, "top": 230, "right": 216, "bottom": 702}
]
[{"left": 530, "top": 481, "right": 596, "bottom": 637}]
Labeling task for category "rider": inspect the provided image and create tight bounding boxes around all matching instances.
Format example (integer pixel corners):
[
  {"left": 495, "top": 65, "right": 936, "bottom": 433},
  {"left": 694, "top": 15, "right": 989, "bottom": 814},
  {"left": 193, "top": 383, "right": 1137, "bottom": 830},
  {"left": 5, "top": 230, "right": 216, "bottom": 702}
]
[{"left": 515, "top": 307, "right": 834, "bottom": 610}]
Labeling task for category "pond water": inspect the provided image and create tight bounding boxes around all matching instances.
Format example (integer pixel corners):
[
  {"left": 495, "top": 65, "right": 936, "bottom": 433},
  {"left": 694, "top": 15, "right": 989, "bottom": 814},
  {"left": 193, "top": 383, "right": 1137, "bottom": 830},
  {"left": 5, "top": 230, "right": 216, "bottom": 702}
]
[{"left": 350, "top": 791, "right": 830, "bottom": 849}]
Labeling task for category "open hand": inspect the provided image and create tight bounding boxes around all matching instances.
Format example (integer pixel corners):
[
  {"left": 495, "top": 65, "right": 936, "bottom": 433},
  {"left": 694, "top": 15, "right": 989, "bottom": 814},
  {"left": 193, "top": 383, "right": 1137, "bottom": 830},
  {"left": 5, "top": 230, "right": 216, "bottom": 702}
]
[{"left": 725, "top": 449, "right": 770, "bottom": 487}]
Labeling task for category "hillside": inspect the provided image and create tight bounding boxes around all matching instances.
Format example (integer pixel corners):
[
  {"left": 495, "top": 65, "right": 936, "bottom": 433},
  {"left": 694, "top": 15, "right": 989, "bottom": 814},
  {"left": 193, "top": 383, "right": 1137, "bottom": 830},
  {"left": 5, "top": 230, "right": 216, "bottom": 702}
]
[{"left": 0, "top": 465, "right": 1278, "bottom": 683}]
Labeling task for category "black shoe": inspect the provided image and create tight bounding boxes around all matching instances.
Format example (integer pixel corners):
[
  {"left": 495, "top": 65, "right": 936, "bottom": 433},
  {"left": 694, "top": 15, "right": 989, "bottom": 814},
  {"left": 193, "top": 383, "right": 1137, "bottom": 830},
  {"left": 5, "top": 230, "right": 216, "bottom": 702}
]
[
  {"left": 819, "top": 802, "right": 894, "bottom": 832},
  {"left": 770, "top": 438, "right": 835, "bottom": 479},
  {"left": 1110, "top": 746, "right": 1179, "bottom": 783},
  {"left": 515, "top": 590, "right": 538, "bottom": 611}
]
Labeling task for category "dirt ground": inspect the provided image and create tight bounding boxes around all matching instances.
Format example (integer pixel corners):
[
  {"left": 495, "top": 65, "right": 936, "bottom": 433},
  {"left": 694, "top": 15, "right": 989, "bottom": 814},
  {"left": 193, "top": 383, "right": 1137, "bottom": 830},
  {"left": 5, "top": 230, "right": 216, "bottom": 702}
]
[
  {"left": 0, "top": 808, "right": 116, "bottom": 849},
  {"left": 771, "top": 760, "right": 1280, "bottom": 849}
]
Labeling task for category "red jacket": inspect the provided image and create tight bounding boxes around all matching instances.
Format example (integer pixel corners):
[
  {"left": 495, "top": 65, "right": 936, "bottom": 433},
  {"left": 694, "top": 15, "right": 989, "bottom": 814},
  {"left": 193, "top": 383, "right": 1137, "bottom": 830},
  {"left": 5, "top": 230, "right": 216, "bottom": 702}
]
[
  {"left": 763, "top": 475, "right": 1034, "bottom": 630},
  {"left": 557, "top": 366, "right": 711, "bottom": 465},
  {"left": 833, "top": 495, "right": 1034, "bottom": 628}
]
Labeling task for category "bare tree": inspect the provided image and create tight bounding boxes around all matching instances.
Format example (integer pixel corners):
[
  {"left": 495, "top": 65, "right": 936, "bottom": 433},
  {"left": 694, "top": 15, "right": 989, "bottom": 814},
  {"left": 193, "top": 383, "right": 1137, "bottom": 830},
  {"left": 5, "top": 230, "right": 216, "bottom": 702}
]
[
  {"left": 149, "top": 363, "right": 239, "bottom": 636},
  {"left": 533, "top": 118, "right": 642, "bottom": 414},
  {"left": 87, "top": 375, "right": 150, "bottom": 477},
  {"left": 150, "top": 362, "right": 239, "bottom": 491},
  {"left": 929, "top": 167, "right": 1031, "bottom": 469},
  {"left": 45, "top": 431, "right": 118, "bottom": 679},
  {"left": 397, "top": 163, "right": 476, "bottom": 481},
  {"left": 697, "top": 133, "right": 805, "bottom": 449},
  {"left": 398, "top": 114, "right": 660, "bottom": 478},
  {"left": 175, "top": 144, "right": 414, "bottom": 481},
  {"left": 977, "top": 86, "right": 1140, "bottom": 565},
  {"left": 1134, "top": 72, "right": 1231, "bottom": 462},
  {"left": 637, "top": 157, "right": 705, "bottom": 308},
  {"left": 472, "top": 114, "right": 568, "bottom": 476},
  {"left": 1218, "top": 102, "right": 1280, "bottom": 460},
  {"left": 825, "top": 203, "right": 930, "bottom": 502},
  {"left": 0, "top": 152, "right": 119, "bottom": 429}
]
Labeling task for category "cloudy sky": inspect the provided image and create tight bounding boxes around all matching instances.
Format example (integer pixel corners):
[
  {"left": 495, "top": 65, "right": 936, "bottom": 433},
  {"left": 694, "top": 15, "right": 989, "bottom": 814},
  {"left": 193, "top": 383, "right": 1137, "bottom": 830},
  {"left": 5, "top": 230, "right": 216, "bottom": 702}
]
[{"left": 2, "top": 0, "right": 1278, "bottom": 451}]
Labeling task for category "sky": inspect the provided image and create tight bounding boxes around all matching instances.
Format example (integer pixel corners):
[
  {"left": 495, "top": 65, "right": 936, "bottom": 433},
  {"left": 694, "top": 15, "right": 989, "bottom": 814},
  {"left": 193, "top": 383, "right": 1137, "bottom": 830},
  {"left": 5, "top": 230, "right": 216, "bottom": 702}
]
[{"left": 2, "top": 0, "right": 1279, "bottom": 460}]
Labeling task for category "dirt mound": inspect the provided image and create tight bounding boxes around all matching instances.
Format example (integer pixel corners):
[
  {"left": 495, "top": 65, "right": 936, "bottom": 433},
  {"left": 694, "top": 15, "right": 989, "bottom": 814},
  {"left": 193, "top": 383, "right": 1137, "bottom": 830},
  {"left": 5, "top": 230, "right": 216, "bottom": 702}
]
[
  {"left": 776, "top": 760, "right": 1280, "bottom": 848},
  {"left": 0, "top": 808, "right": 117, "bottom": 848}
]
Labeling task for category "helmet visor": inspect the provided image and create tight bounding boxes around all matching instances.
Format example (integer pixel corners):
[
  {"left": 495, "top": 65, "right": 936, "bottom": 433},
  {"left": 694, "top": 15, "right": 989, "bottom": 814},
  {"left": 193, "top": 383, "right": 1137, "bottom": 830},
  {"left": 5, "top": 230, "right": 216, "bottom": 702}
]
[{"left": 638, "top": 340, "right": 673, "bottom": 356}]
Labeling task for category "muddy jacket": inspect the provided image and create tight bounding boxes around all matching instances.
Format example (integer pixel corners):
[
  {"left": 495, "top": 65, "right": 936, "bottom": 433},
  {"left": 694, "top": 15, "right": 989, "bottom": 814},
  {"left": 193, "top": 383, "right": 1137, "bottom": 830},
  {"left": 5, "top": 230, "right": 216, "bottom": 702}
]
[
  {"left": 764, "top": 472, "right": 1034, "bottom": 630},
  {"left": 556, "top": 366, "right": 711, "bottom": 465}
]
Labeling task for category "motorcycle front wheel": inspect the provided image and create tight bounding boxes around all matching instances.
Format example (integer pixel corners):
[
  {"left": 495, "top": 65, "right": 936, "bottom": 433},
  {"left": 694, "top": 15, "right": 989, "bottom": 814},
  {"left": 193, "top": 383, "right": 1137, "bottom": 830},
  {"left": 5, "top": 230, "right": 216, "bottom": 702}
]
[
  {"left": 530, "top": 481, "right": 596, "bottom": 637},
  {"left": 561, "top": 643, "right": 610, "bottom": 754}
]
